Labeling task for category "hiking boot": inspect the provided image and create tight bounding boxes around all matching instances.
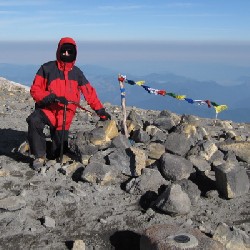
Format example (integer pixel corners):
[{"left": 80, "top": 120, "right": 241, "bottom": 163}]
[
  {"left": 32, "top": 157, "right": 45, "bottom": 171},
  {"left": 18, "top": 141, "right": 30, "bottom": 156}
]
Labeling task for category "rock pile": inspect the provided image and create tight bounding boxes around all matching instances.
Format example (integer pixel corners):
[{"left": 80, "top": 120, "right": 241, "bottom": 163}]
[{"left": 0, "top": 77, "right": 249, "bottom": 249}]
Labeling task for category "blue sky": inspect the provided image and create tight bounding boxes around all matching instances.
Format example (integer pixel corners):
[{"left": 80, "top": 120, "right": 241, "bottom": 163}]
[
  {"left": 1, "top": 0, "right": 250, "bottom": 84},
  {"left": 1, "top": 0, "right": 250, "bottom": 41}
]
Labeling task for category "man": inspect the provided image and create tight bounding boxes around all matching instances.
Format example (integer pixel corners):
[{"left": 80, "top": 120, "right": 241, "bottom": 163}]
[{"left": 27, "top": 37, "right": 111, "bottom": 170}]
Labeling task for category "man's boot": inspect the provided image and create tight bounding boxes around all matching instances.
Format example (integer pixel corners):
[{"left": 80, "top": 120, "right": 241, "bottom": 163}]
[{"left": 32, "top": 157, "right": 45, "bottom": 171}]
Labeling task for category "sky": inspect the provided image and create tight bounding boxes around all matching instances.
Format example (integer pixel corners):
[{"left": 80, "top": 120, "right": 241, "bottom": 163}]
[{"left": 0, "top": 0, "right": 250, "bottom": 84}]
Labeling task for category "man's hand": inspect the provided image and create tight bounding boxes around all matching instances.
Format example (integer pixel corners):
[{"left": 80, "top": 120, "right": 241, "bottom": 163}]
[
  {"left": 55, "top": 96, "right": 68, "bottom": 105},
  {"left": 96, "top": 108, "right": 111, "bottom": 121}
]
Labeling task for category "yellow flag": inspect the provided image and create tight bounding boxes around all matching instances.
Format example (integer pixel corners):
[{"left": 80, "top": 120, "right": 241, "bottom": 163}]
[
  {"left": 135, "top": 81, "right": 145, "bottom": 86},
  {"left": 175, "top": 95, "right": 186, "bottom": 100},
  {"left": 214, "top": 105, "right": 228, "bottom": 113}
]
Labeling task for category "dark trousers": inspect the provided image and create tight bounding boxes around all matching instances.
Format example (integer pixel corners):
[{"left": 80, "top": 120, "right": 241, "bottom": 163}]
[{"left": 26, "top": 109, "right": 68, "bottom": 159}]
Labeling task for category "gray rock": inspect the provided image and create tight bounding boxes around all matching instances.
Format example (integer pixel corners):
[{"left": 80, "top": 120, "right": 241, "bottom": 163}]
[
  {"left": 153, "top": 117, "right": 175, "bottom": 131},
  {"left": 141, "top": 224, "right": 224, "bottom": 250},
  {"left": 176, "top": 179, "right": 201, "bottom": 205},
  {"left": 125, "top": 168, "right": 169, "bottom": 195},
  {"left": 188, "top": 155, "right": 211, "bottom": 173},
  {"left": 131, "top": 129, "right": 150, "bottom": 143},
  {"left": 107, "top": 148, "right": 132, "bottom": 176},
  {"left": 43, "top": 216, "right": 56, "bottom": 228},
  {"left": 164, "top": 132, "right": 192, "bottom": 156},
  {"left": 213, "top": 222, "right": 250, "bottom": 250},
  {"left": 214, "top": 162, "right": 250, "bottom": 199},
  {"left": 219, "top": 141, "right": 250, "bottom": 163},
  {"left": 111, "top": 134, "right": 131, "bottom": 149},
  {"left": 160, "top": 152, "right": 194, "bottom": 181},
  {"left": 147, "top": 142, "right": 165, "bottom": 160},
  {"left": 155, "top": 183, "right": 191, "bottom": 215},
  {"left": 81, "top": 162, "right": 119, "bottom": 185},
  {"left": 0, "top": 196, "right": 26, "bottom": 211}
]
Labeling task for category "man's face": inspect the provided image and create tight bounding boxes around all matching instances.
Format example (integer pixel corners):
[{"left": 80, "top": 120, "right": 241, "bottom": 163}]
[{"left": 59, "top": 43, "right": 77, "bottom": 62}]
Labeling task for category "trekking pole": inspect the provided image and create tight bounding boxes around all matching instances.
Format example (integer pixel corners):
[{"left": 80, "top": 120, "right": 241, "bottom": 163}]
[
  {"left": 68, "top": 101, "right": 93, "bottom": 115},
  {"left": 59, "top": 103, "right": 67, "bottom": 165},
  {"left": 118, "top": 74, "right": 129, "bottom": 138}
]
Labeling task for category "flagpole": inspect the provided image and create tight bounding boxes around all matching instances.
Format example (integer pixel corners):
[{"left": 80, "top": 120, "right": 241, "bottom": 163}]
[{"left": 118, "top": 74, "right": 129, "bottom": 138}]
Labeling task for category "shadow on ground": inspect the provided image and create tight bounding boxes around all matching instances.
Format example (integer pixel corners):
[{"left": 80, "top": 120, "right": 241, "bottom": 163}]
[
  {"left": 0, "top": 128, "right": 30, "bottom": 163},
  {"left": 110, "top": 230, "right": 141, "bottom": 250}
]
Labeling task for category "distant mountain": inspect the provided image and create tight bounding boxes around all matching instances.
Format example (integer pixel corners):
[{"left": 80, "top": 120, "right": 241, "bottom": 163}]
[
  {"left": 0, "top": 63, "right": 250, "bottom": 123},
  {"left": 0, "top": 63, "right": 38, "bottom": 85}
]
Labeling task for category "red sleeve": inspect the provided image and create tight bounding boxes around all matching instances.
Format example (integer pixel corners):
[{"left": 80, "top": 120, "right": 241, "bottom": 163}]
[
  {"left": 30, "top": 68, "right": 51, "bottom": 103},
  {"left": 80, "top": 82, "right": 103, "bottom": 111}
]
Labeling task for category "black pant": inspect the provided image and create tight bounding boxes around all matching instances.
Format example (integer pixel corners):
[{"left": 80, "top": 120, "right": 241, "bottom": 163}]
[{"left": 26, "top": 109, "right": 68, "bottom": 159}]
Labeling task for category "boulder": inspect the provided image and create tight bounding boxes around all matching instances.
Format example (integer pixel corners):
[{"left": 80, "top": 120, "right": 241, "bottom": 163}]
[
  {"left": 140, "top": 224, "right": 224, "bottom": 249},
  {"left": 155, "top": 183, "right": 191, "bottom": 216},
  {"left": 160, "top": 153, "right": 194, "bottom": 181},
  {"left": 214, "top": 162, "right": 250, "bottom": 199}
]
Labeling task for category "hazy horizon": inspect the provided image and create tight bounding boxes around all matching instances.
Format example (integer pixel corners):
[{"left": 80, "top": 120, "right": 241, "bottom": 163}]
[{"left": 1, "top": 40, "right": 250, "bottom": 86}]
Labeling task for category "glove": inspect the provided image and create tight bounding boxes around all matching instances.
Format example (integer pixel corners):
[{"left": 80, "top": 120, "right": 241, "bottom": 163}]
[
  {"left": 55, "top": 96, "right": 68, "bottom": 105},
  {"left": 95, "top": 108, "right": 111, "bottom": 121},
  {"left": 38, "top": 93, "right": 56, "bottom": 107}
]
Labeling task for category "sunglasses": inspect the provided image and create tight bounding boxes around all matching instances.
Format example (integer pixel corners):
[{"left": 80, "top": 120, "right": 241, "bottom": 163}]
[{"left": 61, "top": 49, "right": 74, "bottom": 55}]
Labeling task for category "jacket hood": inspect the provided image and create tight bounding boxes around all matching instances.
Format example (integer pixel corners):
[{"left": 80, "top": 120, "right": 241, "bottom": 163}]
[{"left": 56, "top": 37, "right": 77, "bottom": 71}]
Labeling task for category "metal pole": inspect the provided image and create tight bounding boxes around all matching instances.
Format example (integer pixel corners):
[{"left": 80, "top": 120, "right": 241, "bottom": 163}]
[{"left": 59, "top": 104, "right": 67, "bottom": 165}]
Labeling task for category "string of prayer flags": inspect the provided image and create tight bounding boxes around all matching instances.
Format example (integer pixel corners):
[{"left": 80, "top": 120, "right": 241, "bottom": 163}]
[{"left": 118, "top": 74, "right": 228, "bottom": 115}]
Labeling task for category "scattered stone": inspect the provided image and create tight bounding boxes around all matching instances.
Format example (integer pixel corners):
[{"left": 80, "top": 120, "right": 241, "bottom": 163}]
[
  {"left": 164, "top": 132, "right": 192, "bottom": 156},
  {"left": 81, "top": 162, "right": 119, "bottom": 185},
  {"left": 72, "top": 240, "right": 86, "bottom": 250},
  {"left": 155, "top": 183, "right": 191, "bottom": 215},
  {"left": 42, "top": 216, "right": 56, "bottom": 228},
  {"left": 218, "top": 141, "right": 250, "bottom": 163},
  {"left": 0, "top": 196, "right": 26, "bottom": 211},
  {"left": 213, "top": 222, "right": 250, "bottom": 250},
  {"left": 140, "top": 224, "right": 224, "bottom": 249},
  {"left": 214, "top": 162, "right": 250, "bottom": 199},
  {"left": 0, "top": 77, "right": 250, "bottom": 249},
  {"left": 125, "top": 168, "right": 169, "bottom": 195},
  {"left": 160, "top": 152, "right": 194, "bottom": 181}
]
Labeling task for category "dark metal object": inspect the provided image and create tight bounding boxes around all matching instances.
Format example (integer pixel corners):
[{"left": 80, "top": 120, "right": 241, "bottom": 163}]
[
  {"left": 59, "top": 103, "right": 67, "bottom": 165},
  {"left": 173, "top": 235, "right": 191, "bottom": 243}
]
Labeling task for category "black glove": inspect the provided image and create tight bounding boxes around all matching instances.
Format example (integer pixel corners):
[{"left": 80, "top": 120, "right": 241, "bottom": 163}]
[
  {"left": 38, "top": 93, "right": 56, "bottom": 107},
  {"left": 96, "top": 108, "right": 111, "bottom": 121},
  {"left": 55, "top": 96, "right": 68, "bottom": 105}
]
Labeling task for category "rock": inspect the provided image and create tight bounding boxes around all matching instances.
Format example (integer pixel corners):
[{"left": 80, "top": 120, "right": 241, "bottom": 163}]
[
  {"left": 131, "top": 128, "right": 150, "bottom": 143},
  {"left": 153, "top": 116, "right": 175, "bottom": 132},
  {"left": 125, "top": 168, "right": 169, "bottom": 195},
  {"left": 188, "top": 155, "right": 211, "bottom": 173},
  {"left": 140, "top": 224, "right": 224, "bottom": 249},
  {"left": 218, "top": 141, "right": 250, "bottom": 163},
  {"left": 160, "top": 152, "right": 194, "bottom": 181},
  {"left": 111, "top": 134, "right": 131, "bottom": 149},
  {"left": 200, "top": 141, "right": 218, "bottom": 161},
  {"left": 102, "top": 120, "right": 119, "bottom": 140},
  {"left": 155, "top": 183, "right": 191, "bottom": 215},
  {"left": 147, "top": 142, "right": 165, "bottom": 160},
  {"left": 42, "top": 216, "right": 56, "bottom": 228},
  {"left": 128, "top": 146, "right": 147, "bottom": 176},
  {"left": 108, "top": 148, "right": 132, "bottom": 176},
  {"left": 213, "top": 222, "right": 250, "bottom": 250},
  {"left": 72, "top": 240, "right": 86, "bottom": 250},
  {"left": 214, "top": 162, "right": 250, "bottom": 199},
  {"left": 0, "top": 196, "right": 26, "bottom": 211},
  {"left": 81, "top": 162, "right": 119, "bottom": 185},
  {"left": 126, "top": 109, "right": 143, "bottom": 133},
  {"left": 176, "top": 179, "right": 201, "bottom": 205},
  {"left": 164, "top": 132, "right": 193, "bottom": 156}
]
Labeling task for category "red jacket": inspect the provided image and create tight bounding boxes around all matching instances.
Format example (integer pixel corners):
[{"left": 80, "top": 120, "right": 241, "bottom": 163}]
[{"left": 30, "top": 37, "right": 103, "bottom": 130}]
